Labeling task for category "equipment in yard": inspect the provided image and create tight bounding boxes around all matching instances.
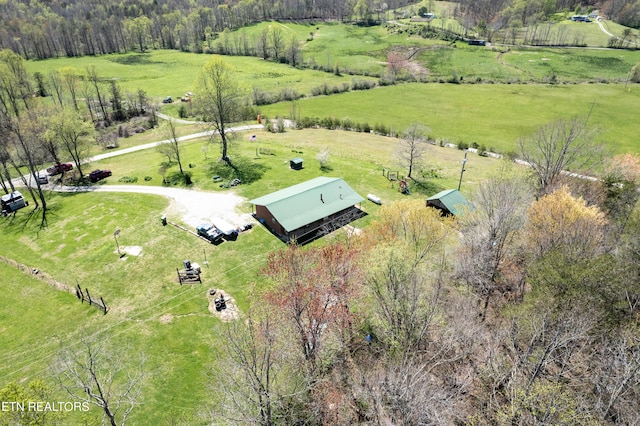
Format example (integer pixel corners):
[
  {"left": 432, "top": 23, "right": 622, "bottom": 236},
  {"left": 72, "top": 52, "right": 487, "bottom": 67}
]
[
  {"left": 177, "top": 259, "right": 202, "bottom": 285},
  {"left": 215, "top": 296, "right": 227, "bottom": 311}
]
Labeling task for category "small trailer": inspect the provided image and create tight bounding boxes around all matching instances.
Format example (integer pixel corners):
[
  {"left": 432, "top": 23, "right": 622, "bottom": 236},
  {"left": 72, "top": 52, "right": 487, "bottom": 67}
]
[
  {"left": 367, "top": 194, "right": 382, "bottom": 205},
  {"left": 1, "top": 191, "right": 28, "bottom": 216}
]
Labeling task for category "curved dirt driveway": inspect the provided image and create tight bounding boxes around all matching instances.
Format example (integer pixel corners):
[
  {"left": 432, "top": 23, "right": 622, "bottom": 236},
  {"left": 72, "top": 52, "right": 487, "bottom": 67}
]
[{"left": 56, "top": 185, "right": 253, "bottom": 229}]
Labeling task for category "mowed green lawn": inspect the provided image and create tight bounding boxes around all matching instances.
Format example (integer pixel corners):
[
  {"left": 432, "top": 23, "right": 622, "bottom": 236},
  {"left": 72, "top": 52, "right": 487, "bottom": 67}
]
[
  {"left": 0, "top": 126, "right": 505, "bottom": 424},
  {"left": 0, "top": 190, "right": 281, "bottom": 424},
  {"left": 88, "top": 127, "right": 501, "bottom": 198}
]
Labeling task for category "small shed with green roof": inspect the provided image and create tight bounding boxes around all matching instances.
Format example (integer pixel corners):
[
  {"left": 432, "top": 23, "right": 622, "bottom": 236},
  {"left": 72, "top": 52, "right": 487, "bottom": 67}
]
[
  {"left": 426, "top": 189, "right": 471, "bottom": 216},
  {"left": 250, "top": 177, "right": 365, "bottom": 243}
]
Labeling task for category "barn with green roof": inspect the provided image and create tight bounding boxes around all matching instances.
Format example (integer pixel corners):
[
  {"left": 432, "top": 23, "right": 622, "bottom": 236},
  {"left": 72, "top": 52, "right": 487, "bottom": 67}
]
[
  {"left": 250, "top": 177, "right": 365, "bottom": 243},
  {"left": 425, "top": 189, "right": 471, "bottom": 216}
]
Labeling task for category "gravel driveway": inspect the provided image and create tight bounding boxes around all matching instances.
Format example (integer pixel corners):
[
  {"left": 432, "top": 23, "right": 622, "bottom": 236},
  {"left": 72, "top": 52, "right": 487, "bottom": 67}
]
[{"left": 56, "top": 184, "right": 253, "bottom": 228}]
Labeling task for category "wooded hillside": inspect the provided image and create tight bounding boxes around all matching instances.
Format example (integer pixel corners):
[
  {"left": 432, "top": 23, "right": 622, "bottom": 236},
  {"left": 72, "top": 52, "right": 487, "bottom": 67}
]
[{"left": 4, "top": 0, "right": 639, "bottom": 60}]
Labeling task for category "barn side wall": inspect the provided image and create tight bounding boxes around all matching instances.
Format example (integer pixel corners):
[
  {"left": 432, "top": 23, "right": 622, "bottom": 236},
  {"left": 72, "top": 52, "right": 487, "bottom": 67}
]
[{"left": 255, "top": 205, "right": 287, "bottom": 238}]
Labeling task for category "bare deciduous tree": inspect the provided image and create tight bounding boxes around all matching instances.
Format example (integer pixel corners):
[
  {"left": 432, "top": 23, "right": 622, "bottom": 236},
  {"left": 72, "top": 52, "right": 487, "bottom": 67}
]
[
  {"left": 494, "top": 308, "right": 597, "bottom": 425},
  {"left": 1, "top": 107, "right": 50, "bottom": 224},
  {"left": 456, "top": 169, "right": 533, "bottom": 317},
  {"left": 256, "top": 27, "right": 270, "bottom": 60},
  {"left": 350, "top": 292, "right": 479, "bottom": 424},
  {"left": 395, "top": 123, "right": 430, "bottom": 179},
  {"left": 86, "top": 65, "right": 110, "bottom": 126},
  {"left": 518, "top": 117, "right": 604, "bottom": 195},
  {"left": 48, "top": 107, "right": 95, "bottom": 180},
  {"left": 193, "top": 57, "right": 245, "bottom": 165},
  {"left": 208, "top": 304, "right": 305, "bottom": 426},
  {"left": 285, "top": 34, "right": 302, "bottom": 67},
  {"left": 52, "top": 338, "right": 145, "bottom": 426},
  {"left": 270, "top": 27, "right": 284, "bottom": 62},
  {"left": 48, "top": 69, "right": 65, "bottom": 107},
  {"left": 592, "top": 330, "right": 640, "bottom": 423},
  {"left": 60, "top": 67, "right": 81, "bottom": 112},
  {"left": 156, "top": 118, "right": 185, "bottom": 175}
]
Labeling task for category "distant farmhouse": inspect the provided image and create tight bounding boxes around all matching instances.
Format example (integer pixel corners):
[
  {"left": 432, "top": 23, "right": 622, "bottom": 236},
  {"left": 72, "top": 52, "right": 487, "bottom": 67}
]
[{"left": 250, "top": 177, "right": 365, "bottom": 244}]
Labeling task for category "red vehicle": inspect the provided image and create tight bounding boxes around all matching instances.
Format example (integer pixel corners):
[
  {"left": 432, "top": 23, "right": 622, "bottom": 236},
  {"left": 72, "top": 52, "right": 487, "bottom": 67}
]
[
  {"left": 89, "top": 169, "right": 112, "bottom": 183},
  {"left": 46, "top": 162, "right": 73, "bottom": 176}
]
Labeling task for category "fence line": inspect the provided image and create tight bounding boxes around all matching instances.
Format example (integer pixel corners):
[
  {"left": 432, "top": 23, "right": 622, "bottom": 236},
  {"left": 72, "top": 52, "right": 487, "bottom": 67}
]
[
  {"left": 76, "top": 284, "right": 109, "bottom": 315},
  {"left": 0, "top": 254, "right": 74, "bottom": 294},
  {"left": 0, "top": 254, "right": 109, "bottom": 314}
]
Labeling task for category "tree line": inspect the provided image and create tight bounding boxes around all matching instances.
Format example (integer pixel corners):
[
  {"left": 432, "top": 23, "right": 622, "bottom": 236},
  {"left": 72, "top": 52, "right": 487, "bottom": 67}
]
[
  {"left": 0, "top": 49, "right": 156, "bottom": 226},
  {"left": 3, "top": 0, "right": 640, "bottom": 62},
  {"left": 0, "top": 0, "right": 413, "bottom": 60}
]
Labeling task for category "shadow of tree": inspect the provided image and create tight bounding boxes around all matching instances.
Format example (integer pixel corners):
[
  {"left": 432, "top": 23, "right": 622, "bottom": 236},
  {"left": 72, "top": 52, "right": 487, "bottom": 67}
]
[
  {"left": 408, "top": 178, "right": 445, "bottom": 197},
  {"left": 208, "top": 155, "right": 269, "bottom": 184}
]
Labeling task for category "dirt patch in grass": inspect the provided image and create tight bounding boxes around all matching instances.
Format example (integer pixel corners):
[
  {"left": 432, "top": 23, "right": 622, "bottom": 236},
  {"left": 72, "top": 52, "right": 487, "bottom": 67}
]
[
  {"left": 159, "top": 313, "right": 174, "bottom": 324},
  {"left": 207, "top": 288, "right": 239, "bottom": 322}
]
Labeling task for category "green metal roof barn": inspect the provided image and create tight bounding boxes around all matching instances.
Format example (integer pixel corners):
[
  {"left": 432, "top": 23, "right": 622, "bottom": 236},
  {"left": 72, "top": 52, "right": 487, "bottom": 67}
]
[
  {"left": 250, "top": 177, "right": 365, "bottom": 243},
  {"left": 426, "top": 189, "right": 471, "bottom": 216}
]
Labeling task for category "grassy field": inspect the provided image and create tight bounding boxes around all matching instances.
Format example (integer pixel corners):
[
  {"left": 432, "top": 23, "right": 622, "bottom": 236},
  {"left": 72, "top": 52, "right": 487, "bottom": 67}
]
[
  {"left": 25, "top": 41, "right": 640, "bottom": 157},
  {"left": 1, "top": 125, "right": 505, "bottom": 423},
  {"left": 26, "top": 49, "right": 373, "bottom": 106},
  {"left": 0, "top": 190, "right": 280, "bottom": 424},
  {"left": 259, "top": 82, "right": 640, "bottom": 155},
  {"left": 87, "top": 126, "right": 501, "bottom": 198},
  {"left": 6, "top": 15, "right": 640, "bottom": 423}
]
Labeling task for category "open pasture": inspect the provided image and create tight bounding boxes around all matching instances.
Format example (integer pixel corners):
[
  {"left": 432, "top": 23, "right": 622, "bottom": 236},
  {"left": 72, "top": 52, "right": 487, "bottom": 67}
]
[{"left": 259, "top": 82, "right": 640, "bottom": 155}]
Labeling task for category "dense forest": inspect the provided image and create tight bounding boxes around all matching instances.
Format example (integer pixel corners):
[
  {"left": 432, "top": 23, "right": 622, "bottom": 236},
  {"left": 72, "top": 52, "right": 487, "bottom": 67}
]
[{"left": 2, "top": 0, "right": 639, "bottom": 60}]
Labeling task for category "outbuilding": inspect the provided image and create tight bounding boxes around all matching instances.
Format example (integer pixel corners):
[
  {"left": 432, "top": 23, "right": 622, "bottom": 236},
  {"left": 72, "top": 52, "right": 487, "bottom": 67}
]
[
  {"left": 290, "top": 157, "right": 304, "bottom": 170},
  {"left": 250, "top": 177, "right": 365, "bottom": 243},
  {"left": 426, "top": 189, "right": 471, "bottom": 216}
]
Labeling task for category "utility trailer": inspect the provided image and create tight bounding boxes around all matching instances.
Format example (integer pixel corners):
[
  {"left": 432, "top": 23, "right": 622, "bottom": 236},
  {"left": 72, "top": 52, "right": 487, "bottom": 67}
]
[{"left": 1, "top": 191, "right": 28, "bottom": 216}]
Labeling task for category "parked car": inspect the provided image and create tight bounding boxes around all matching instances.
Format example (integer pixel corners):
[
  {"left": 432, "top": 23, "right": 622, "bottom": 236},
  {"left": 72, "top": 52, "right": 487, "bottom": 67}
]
[
  {"left": 196, "top": 223, "right": 223, "bottom": 243},
  {"left": 162, "top": 96, "right": 173, "bottom": 103},
  {"left": 89, "top": 169, "right": 112, "bottom": 183},
  {"left": 46, "top": 162, "right": 73, "bottom": 176},
  {"left": 37, "top": 174, "right": 48, "bottom": 185}
]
